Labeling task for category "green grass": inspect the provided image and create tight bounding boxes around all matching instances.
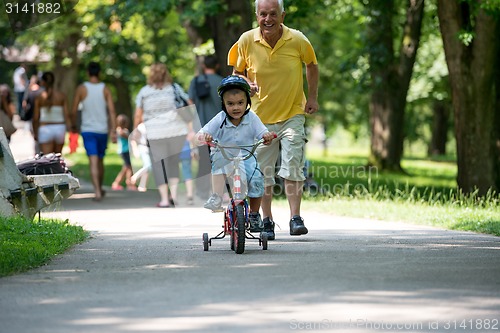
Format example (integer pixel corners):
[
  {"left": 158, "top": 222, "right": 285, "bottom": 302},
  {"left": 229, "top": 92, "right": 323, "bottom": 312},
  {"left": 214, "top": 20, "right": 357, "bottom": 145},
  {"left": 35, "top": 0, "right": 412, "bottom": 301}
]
[
  {"left": 306, "top": 148, "right": 458, "bottom": 199},
  {"left": 66, "top": 141, "right": 125, "bottom": 187},
  {"left": 294, "top": 148, "right": 499, "bottom": 236},
  {"left": 0, "top": 216, "right": 89, "bottom": 277},
  {"left": 295, "top": 198, "right": 500, "bottom": 236}
]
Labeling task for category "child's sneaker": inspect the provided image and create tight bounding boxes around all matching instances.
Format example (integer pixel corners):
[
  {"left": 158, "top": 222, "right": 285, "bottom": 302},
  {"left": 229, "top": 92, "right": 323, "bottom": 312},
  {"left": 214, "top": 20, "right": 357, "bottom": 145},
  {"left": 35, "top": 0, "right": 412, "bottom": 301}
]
[
  {"left": 203, "top": 193, "right": 223, "bottom": 211},
  {"left": 249, "top": 212, "right": 263, "bottom": 232},
  {"left": 262, "top": 217, "right": 275, "bottom": 240},
  {"left": 111, "top": 183, "right": 124, "bottom": 191}
]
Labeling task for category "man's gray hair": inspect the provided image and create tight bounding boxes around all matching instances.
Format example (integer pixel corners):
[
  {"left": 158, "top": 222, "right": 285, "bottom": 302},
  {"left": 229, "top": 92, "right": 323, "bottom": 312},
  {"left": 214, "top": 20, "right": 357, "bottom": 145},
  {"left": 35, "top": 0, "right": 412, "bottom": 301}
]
[{"left": 255, "top": 0, "right": 285, "bottom": 14}]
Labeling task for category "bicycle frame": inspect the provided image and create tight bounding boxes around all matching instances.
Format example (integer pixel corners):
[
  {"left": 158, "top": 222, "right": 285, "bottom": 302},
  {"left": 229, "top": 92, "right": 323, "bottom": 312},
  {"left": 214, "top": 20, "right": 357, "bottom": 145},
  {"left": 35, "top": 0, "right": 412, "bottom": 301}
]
[{"left": 203, "top": 138, "right": 268, "bottom": 254}]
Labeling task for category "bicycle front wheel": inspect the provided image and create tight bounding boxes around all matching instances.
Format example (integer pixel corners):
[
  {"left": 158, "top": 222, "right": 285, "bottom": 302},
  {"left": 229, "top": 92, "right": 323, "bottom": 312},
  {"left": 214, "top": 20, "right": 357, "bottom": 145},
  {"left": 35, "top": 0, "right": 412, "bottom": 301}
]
[{"left": 233, "top": 204, "right": 246, "bottom": 254}]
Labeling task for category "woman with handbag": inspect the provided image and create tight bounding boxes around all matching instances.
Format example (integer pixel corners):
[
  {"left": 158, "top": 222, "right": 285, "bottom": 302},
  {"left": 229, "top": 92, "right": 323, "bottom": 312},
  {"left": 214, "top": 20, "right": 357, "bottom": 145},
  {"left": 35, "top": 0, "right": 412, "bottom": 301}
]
[
  {"left": 0, "top": 84, "right": 17, "bottom": 142},
  {"left": 133, "top": 63, "right": 195, "bottom": 208}
]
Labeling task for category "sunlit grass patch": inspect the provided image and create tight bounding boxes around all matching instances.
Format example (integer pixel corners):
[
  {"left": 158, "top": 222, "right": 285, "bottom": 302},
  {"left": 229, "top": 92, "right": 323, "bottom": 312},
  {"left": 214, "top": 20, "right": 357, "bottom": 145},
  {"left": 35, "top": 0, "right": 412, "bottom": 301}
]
[{"left": 0, "top": 216, "right": 89, "bottom": 277}]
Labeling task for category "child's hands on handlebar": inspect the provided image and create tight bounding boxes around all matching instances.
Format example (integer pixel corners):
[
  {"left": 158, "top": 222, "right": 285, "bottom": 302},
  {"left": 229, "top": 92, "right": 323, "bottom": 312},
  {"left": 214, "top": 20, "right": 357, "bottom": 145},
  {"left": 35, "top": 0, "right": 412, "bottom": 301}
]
[
  {"left": 262, "top": 131, "right": 277, "bottom": 145},
  {"left": 202, "top": 133, "right": 213, "bottom": 143},
  {"left": 195, "top": 132, "right": 214, "bottom": 146},
  {"left": 195, "top": 131, "right": 277, "bottom": 147}
]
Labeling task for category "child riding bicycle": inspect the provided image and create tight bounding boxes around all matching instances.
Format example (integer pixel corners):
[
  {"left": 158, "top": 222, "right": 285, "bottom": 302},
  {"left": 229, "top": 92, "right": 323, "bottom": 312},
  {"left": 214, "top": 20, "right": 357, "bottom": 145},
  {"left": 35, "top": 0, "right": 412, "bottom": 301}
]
[{"left": 195, "top": 75, "right": 275, "bottom": 231}]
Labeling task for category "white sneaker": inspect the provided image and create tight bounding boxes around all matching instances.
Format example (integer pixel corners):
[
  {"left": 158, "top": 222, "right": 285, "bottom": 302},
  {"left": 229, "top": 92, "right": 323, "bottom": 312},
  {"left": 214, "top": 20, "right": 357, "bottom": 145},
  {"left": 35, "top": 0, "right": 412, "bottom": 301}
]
[{"left": 203, "top": 193, "right": 223, "bottom": 211}]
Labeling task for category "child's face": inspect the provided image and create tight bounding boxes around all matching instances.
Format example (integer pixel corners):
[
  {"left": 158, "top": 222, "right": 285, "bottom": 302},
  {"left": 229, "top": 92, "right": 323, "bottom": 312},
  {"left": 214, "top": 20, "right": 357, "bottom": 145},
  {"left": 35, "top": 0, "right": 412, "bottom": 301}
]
[
  {"left": 223, "top": 90, "right": 247, "bottom": 120},
  {"left": 117, "top": 115, "right": 128, "bottom": 128}
]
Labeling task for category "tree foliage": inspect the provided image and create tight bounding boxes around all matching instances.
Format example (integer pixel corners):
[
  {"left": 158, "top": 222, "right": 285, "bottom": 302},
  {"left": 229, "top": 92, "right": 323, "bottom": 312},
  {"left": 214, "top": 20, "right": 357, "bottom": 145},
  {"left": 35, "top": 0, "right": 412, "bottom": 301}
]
[{"left": 1, "top": 0, "right": 498, "bottom": 195}]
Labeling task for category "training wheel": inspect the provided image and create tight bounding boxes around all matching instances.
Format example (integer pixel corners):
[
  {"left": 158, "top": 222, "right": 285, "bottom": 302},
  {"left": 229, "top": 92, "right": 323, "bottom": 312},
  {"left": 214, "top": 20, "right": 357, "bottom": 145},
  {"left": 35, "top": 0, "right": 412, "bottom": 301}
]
[
  {"left": 261, "top": 232, "right": 268, "bottom": 250},
  {"left": 203, "top": 233, "right": 209, "bottom": 251}
]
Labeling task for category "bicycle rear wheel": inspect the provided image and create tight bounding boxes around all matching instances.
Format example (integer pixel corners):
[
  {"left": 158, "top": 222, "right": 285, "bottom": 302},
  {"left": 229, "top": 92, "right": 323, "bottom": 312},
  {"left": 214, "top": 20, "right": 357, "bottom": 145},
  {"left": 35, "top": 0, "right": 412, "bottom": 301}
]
[{"left": 233, "top": 204, "right": 246, "bottom": 254}]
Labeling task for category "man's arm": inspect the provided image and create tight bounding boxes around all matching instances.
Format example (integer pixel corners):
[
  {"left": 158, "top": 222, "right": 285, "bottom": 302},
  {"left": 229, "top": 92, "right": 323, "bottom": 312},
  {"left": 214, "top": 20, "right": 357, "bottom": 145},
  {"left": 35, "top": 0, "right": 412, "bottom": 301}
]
[
  {"left": 103, "top": 86, "right": 117, "bottom": 143},
  {"left": 62, "top": 93, "right": 72, "bottom": 131},
  {"left": 305, "top": 62, "right": 319, "bottom": 114},
  {"left": 70, "top": 85, "right": 84, "bottom": 132}
]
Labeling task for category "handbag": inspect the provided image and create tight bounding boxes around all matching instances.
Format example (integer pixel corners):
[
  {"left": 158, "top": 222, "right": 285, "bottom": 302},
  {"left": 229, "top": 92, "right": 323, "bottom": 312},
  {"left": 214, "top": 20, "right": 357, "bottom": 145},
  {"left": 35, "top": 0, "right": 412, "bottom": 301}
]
[
  {"left": 0, "top": 109, "right": 16, "bottom": 138},
  {"left": 173, "top": 83, "right": 194, "bottom": 122}
]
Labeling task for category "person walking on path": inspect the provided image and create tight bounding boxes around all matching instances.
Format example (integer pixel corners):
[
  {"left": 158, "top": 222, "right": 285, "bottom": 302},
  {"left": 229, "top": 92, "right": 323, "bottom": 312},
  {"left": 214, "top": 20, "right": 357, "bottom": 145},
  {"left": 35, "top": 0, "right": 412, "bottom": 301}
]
[
  {"left": 71, "top": 62, "right": 117, "bottom": 202},
  {"left": 188, "top": 55, "right": 224, "bottom": 127},
  {"left": 21, "top": 74, "right": 44, "bottom": 153},
  {"left": 111, "top": 114, "right": 137, "bottom": 191},
  {"left": 228, "top": 0, "right": 319, "bottom": 240},
  {"left": 179, "top": 139, "right": 195, "bottom": 205},
  {"left": 32, "top": 72, "right": 71, "bottom": 156},
  {"left": 13, "top": 63, "right": 28, "bottom": 115},
  {"left": 133, "top": 63, "right": 195, "bottom": 208},
  {"left": 188, "top": 55, "right": 224, "bottom": 199}
]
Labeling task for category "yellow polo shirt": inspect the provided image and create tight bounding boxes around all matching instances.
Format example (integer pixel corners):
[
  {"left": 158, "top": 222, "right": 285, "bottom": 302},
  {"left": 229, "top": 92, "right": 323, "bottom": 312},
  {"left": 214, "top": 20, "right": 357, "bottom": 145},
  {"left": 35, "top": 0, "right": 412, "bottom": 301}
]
[{"left": 228, "top": 24, "right": 318, "bottom": 124}]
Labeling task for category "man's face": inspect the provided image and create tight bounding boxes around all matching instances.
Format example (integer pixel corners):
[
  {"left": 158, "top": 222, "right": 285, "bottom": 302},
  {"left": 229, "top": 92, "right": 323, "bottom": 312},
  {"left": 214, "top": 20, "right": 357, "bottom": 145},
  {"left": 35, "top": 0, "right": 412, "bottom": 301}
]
[{"left": 256, "top": 0, "right": 285, "bottom": 37}]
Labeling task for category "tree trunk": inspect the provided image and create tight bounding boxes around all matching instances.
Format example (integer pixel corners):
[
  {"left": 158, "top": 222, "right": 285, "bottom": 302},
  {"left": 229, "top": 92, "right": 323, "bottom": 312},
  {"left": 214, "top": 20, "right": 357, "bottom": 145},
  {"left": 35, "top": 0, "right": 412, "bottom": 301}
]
[
  {"left": 428, "top": 98, "right": 450, "bottom": 156},
  {"left": 207, "top": 0, "right": 253, "bottom": 76},
  {"left": 437, "top": 0, "right": 499, "bottom": 194},
  {"left": 494, "top": 23, "right": 500, "bottom": 191},
  {"left": 52, "top": 23, "right": 81, "bottom": 107},
  {"left": 367, "top": 0, "right": 425, "bottom": 171},
  {"left": 495, "top": 75, "right": 500, "bottom": 191}
]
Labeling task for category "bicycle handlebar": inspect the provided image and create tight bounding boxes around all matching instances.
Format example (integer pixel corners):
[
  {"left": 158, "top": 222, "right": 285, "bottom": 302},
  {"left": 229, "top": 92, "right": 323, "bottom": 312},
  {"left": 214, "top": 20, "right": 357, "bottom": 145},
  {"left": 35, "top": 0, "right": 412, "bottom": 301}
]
[
  {"left": 207, "top": 132, "right": 280, "bottom": 162},
  {"left": 208, "top": 138, "right": 264, "bottom": 162}
]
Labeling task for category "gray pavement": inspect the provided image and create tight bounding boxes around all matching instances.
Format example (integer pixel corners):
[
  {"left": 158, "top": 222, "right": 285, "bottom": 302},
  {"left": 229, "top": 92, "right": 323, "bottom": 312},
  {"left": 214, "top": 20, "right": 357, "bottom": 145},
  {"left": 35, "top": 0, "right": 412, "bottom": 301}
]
[{"left": 1, "top": 123, "right": 500, "bottom": 333}]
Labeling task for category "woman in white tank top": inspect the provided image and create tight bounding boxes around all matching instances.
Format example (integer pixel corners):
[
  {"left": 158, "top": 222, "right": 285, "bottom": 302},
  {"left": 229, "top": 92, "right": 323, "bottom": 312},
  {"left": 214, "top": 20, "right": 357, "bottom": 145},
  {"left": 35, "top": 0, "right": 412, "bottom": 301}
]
[{"left": 33, "top": 72, "right": 71, "bottom": 155}]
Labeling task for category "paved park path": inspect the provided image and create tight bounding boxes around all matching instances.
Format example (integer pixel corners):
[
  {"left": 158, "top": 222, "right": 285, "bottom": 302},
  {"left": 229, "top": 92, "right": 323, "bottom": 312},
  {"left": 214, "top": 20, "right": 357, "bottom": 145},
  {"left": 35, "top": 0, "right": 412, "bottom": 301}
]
[{"left": 1, "top": 125, "right": 499, "bottom": 333}]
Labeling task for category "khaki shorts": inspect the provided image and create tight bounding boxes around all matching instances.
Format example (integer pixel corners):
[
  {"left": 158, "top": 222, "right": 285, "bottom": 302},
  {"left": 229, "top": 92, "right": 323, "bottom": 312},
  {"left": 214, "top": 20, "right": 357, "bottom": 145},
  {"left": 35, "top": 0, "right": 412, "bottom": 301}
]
[{"left": 257, "top": 115, "right": 306, "bottom": 187}]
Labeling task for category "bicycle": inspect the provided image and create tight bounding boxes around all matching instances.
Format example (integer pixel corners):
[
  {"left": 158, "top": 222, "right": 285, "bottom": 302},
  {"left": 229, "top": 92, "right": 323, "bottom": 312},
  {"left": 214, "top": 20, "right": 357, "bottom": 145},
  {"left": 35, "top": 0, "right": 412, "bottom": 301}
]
[{"left": 202, "top": 136, "right": 275, "bottom": 254}]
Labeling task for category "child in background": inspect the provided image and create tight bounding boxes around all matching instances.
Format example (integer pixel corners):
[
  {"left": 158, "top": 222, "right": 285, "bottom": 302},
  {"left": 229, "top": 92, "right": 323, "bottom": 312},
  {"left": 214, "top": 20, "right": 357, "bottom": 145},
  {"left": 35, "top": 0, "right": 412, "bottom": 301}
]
[
  {"left": 112, "top": 114, "right": 137, "bottom": 191},
  {"left": 130, "top": 122, "right": 151, "bottom": 192},
  {"left": 179, "top": 139, "right": 195, "bottom": 205}
]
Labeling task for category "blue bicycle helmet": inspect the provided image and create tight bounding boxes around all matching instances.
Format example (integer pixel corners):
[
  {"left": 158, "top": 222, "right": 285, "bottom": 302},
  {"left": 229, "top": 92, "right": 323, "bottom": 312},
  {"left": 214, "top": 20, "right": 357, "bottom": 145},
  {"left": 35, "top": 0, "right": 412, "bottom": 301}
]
[{"left": 217, "top": 75, "right": 252, "bottom": 117}]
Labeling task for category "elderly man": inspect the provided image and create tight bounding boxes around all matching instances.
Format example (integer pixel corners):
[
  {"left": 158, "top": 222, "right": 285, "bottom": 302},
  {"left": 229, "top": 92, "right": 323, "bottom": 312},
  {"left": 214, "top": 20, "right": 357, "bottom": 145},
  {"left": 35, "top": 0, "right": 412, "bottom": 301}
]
[{"left": 228, "top": 0, "right": 319, "bottom": 240}]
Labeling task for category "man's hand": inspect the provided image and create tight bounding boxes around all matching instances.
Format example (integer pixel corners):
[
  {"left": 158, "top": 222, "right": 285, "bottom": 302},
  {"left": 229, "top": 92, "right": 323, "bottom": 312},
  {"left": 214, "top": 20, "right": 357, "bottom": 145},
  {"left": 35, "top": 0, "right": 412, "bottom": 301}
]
[
  {"left": 305, "top": 99, "right": 319, "bottom": 114},
  {"left": 233, "top": 71, "right": 259, "bottom": 97},
  {"left": 249, "top": 81, "right": 259, "bottom": 97}
]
